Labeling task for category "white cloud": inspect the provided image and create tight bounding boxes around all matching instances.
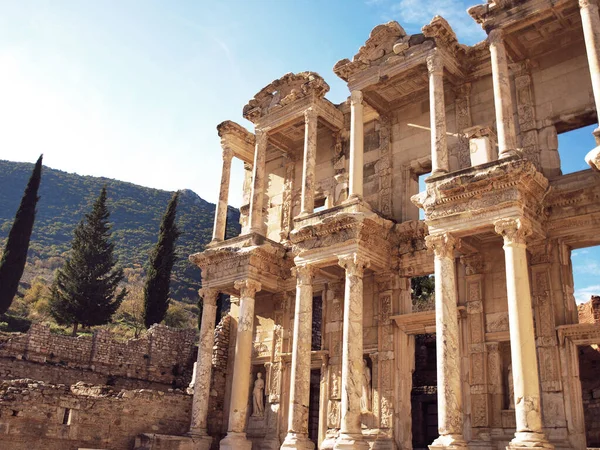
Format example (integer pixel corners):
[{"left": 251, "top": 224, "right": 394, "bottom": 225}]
[
  {"left": 575, "top": 284, "right": 600, "bottom": 304},
  {"left": 369, "top": 0, "right": 486, "bottom": 44},
  {"left": 574, "top": 259, "right": 600, "bottom": 276}
]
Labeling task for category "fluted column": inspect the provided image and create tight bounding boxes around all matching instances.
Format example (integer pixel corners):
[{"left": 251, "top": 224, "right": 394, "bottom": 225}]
[
  {"left": 220, "top": 279, "right": 262, "bottom": 450},
  {"left": 188, "top": 287, "right": 219, "bottom": 448},
  {"left": 212, "top": 148, "right": 234, "bottom": 243},
  {"left": 425, "top": 233, "right": 467, "bottom": 450},
  {"left": 489, "top": 29, "right": 518, "bottom": 158},
  {"left": 348, "top": 91, "right": 364, "bottom": 200},
  {"left": 281, "top": 264, "right": 316, "bottom": 450},
  {"left": 249, "top": 129, "right": 268, "bottom": 235},
  {"left": 580, "top": 0, "right": 600, "bottom": 170},
  {"left": 494, "top": 219, "right": 553, "bottom": 450},
  {"left": 334, "top": 254, "right": 370, "bottom": 450},
  {"left": 301, "top": 108, "right": 318, "bottom": 215},
  {"left": 427, "top": 53, "right": 449, "bottom": 176}
]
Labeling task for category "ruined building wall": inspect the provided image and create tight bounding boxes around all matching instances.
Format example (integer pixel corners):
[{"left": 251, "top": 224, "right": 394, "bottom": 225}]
[
  {"left": 0, "top": 323, "right": 196, "bottom": 389},
  {"left": 0, "top": 379, "right": 192, "bottom": 450},
  {"left": 207, "top": 314, "right": 231, "bottom": 445}
]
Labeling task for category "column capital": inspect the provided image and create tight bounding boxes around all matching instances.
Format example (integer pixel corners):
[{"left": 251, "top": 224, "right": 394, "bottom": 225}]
[
  {"left": 198, "top": 287, "right": 219, "bottom": 306},
  {"left": 234, "top": 279, "right": 262, "bottom": 297},
  {"left": 338, "top": 253, "right": 370, "bottom": 277},
  {"left": 304, "top": 107, "right": 318, "bottom": 123},
  {"left": 292, "top": 263, "right": 316, "bottom": 285},
  {"left": 494, "top": 217, "right": 532, "bottom": 245},
  {"left": 222, "top": 146, "right": 234, "bottom": 162},
  {"left": 579, "top": 0, "right": 598, "bottom": 9},
  {"left": 426, "top": 53, "right": 444, "bottom": 75},
  {"left": 425, "top": 232, "right": 456, "bottom": 259},
  {"left": 255, "top": 128, "right": 268, "bottom": 146},
  {"left": 350, "top": 90, "right": 363, "bottom": 105},
  {"left": 488, "top": 28, "right": 505, "bottom": 45}
]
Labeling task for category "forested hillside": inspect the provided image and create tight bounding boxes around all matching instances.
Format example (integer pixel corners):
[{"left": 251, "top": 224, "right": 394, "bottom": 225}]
[{"left": 0, "top": 160, "right": 240, "bottom": 303}]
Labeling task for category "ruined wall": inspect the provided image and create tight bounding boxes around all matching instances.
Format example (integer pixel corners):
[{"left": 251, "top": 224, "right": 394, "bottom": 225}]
[
  {"left": 0, "top": 323, "right": 196, "bottom": 389},
  {"left": 0, "top": 379, "right": 192, "bottom": 450},
  {"left": 207, "top": 314, "right": 231, "bottom": 443},
  {"left": 578, "top": 296, "right": 600, "bottom": 324}
]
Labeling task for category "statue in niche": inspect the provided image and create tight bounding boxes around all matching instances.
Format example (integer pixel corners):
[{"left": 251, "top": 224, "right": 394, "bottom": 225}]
[
  {"left": 508, "top": 363, "right": 515, "bottom": 410},
  {"left": 252, "top": 372, "right": 265, "bottom": 417},
  {"left": 361, "top": 359, "right": 372, "bottom": 412}
]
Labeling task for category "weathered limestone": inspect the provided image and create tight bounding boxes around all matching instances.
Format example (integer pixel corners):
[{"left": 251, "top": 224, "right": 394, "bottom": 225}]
[
  {"left": 188, "top": 288, "right": 220, "bottom": 448},
  {"left": 334, "top": 254, "right": 370, "bottom": 450},
  {"left": 427, "top": 53, "right": 449, "bottom": 176},
  {"left": 220, "top": 280, "right": 261, "bottom": 450},
  {"left": 425, "top": 233, "right": 467, "bottom": 450},
  {"left": 348, "top": 91, "right": 364, "bottom": 199},
  {"left": 301, "top": 108, "right": 318, "bottom": 215},
  {"left": 249, "top": 130, "right": 268, "bottom": 235},
  {"left": 281, "top": 264, "right": 316, "bottom": 450},
  {"left": 580, "top": 0, "right": 600, "bottom": 169},
  {"left": 212, "top": 148, "right": 234, "bottom": 243},
  {"left": 494, "top": 218, "right": 553, "bottom": 450},
  {"left": 488, "top": 29, "right": 518, "bottom": 159}
]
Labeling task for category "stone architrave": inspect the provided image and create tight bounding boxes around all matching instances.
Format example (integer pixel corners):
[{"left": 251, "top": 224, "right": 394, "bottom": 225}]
[
  {"left": 220, "top": 279, "right": 262, "bottom": 450},
  {"left": 281, "top": 264, "right": 316, "bottom": 450},
  {"left": 334, "top": 254, "right": 370, "bottom": 450},
  {"left": 494, "top": 218, "right": 554, "bottom": 450},
  {"left": 427, "top": 53, "right": 449, "bottom": 176},
  {"left": 301, "top": 108, "right": 318, "bottom": 215},
  {"left": 425, "top": 233, "right": 467, "bottom": 450},
  {"left": 249, "top": 129, "right": 268, "bottom": 234},
  {"left": 488, "top": 29, "right": 518, "bottom": 158},
  {"left": 212, "top": 148, "right": 234, "bottom": 243},
  {"left": 188, "top": 287, "right": 220, "bottom": 449},
  {"left": 348, "top": 91, "right": 364, "bottom": 199}
]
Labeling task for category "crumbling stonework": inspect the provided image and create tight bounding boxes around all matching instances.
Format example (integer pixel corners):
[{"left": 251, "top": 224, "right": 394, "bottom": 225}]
[
  {"left": 578, "top": 296, "right": 600, "bottom": 324},
  {"left": 0, "top": 379, "right": 192, "bottom": 450},
  {"left": 0, "top": 323, "right": 196, "bottom": 390}
]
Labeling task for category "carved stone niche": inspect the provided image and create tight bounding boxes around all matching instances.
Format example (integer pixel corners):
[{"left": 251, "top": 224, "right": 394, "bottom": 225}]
[{"left": 247, "top": 364, "right": 268, "bottom": 432}]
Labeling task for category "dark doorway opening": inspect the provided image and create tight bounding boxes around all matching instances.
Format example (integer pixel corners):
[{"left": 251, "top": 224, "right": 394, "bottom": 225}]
[
  {"left": 412, "top": 333, "right": 439, "bottom": 450},
  {"left": 579, "top": 344, "right": 600, "bottom": 447},
  {"left": 308, "top": 369, "right": 321, "bottom": 446}
]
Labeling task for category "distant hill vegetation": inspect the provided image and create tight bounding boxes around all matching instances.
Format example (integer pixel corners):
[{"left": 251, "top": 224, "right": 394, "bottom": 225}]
[{"left": 0, "top": 160, "right": 240, "bottom": 303}]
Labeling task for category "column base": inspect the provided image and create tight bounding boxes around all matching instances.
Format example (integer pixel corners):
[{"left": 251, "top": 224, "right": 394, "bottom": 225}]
[
  {"left": 281, "top": 432, "right": 315, "bottom": 450},
  {"left": 219, "top": 431, "right": 253, "bottom": 450},
  {"left": 334, "top": 433, "right": 370, "bottom": 450},
  {"left": 585, "top": 145, "right": 600, "bottom": 172},
  {"left": 429, "top": 434, "right": 468, "bottom": 450},
  {"left": 499, "top": 149, "right": 521, "bottom": 159},
  {"left": 508, "top": 432, "right": 555, "bottom": 450},
  {"left": 431, "top": 169, "right": 448, "bottom": 178}
]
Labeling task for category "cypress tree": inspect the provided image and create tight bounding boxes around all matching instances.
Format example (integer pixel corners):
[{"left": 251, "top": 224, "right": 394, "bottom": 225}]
[
  {"left": 143, "top": 191, "right": 181, "bottom": 328},
  {"left": 49, "top": 187, "right": 127, "bottom": 335},
  {"left": 0, "top": 155, "right": 43, "bottom": 315}
]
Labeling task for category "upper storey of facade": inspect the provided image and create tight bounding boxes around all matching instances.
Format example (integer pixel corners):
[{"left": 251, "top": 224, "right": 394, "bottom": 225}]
[{"left": 195, "top": 0, "right": 600, "bottom": 294}]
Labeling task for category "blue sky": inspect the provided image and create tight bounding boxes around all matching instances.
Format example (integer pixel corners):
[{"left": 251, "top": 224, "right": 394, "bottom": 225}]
[{"left": 0, "top": 0, "right": 597, "bottom": 303}]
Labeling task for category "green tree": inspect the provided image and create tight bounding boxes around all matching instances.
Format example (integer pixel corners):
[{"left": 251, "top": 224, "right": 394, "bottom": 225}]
[
  {"left": 0, "top": 155, "right": 43, "bottom": 315},
  {"left": 143, "top": 192, "right": 181, "bottom": 328},
  {"left": 49, "top": 187, "right": 127, "bottom": 335}
]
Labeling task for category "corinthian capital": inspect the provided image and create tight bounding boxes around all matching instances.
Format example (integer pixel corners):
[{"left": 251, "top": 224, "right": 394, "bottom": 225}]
[
  {"left": 292, "top": 264, "right": 315, "bottom": 285},
  {"left": 487, "top": 28, "right": 505, "bottom": 46},
  {"left": 221, "top": 146, "right": 234, "bottom": 162},
  {"left": 338, "top": 253, "right": 370, "bottom": 278},
  {"left": 350, "top": 90, "right": 363, "bottom": 106},
  {"left": 304, "top": 107, "right": 318, "bottom": 124},
  {"left": 234, "top": 279, "right": 262, "bottom": 298},
  {"left": 425, "top": 233, "right": 456, "bottom": 259},
  {"left": 254, "top": 128, "right": 268, "bottom": 148},
  {"left": 579, "top": 0, "right": 596, "bottom": 9},
  {"left": 426, "top": 53, "right": 444, "bottom": 75},
  {"left": 198, "top": 287, "right": 219, "bottom": 306},
  {"left": 494, "top": 217, "right": 531, "bottom": 245}
]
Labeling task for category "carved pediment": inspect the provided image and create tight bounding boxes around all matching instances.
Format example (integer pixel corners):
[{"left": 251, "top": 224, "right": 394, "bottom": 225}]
[{"left": 243, "top": 72, "right": 329, "bottom": 123}]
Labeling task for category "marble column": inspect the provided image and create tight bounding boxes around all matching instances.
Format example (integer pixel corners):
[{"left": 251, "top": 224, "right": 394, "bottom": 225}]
[
  {"left": 425, "top": 233, "right": 467, "bottom": 450},
  {"left": 301, "top": 108, "right": 318, "bottom": 215},
  {"left": 212, "top": 147, "right": 234, "bottom": 243},
  {"left": 580, "top": 0, "right": 600, "bottom": 169},
  {"left": 494, "top": 218, "right": 553, "bottom": 450},
  {"left": 334, "top": 254, "right": 370, "bottom": 450},
  {"left": 348, "top": 91, "right": 364, "bottom": 200},
  {"left": 188, "top": 287, "right": 220, "bottom": 448},
  {"left": 489, "top": 29, "right": 518, "bottom": 159},
  {"left": 220, "top": 279, "right": 262, "bottom": 450},
  {"left": 282, "top": 264, "right": 316, "bottom": 450},
  {"left": 427, "top": 53, "right": 449, "bottom": 176},
  {"left": 249, "top": 129, "right": 268, "bottom": 235}
]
